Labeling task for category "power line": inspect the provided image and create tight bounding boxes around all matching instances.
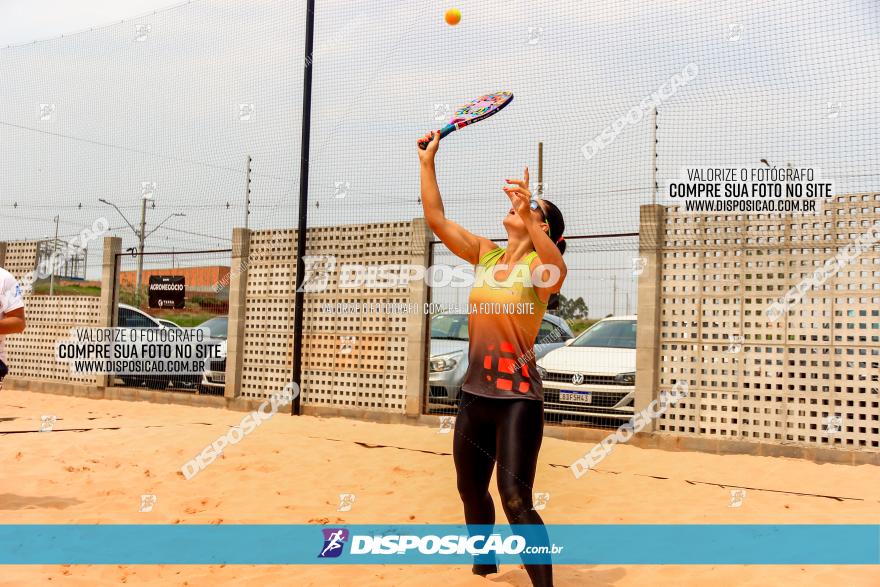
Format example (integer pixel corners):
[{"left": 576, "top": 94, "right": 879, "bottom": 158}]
[
  {"left": 152, "top": 225, "right": 232, "bottom": 242},
  {"left": 0, "top": 212, "right": 213, "bottom": 242},
  {"left": 0, "top": 120, "right": 296, "bottom": 184},
  {"left": 6, "top": 202, "right": 291, "bottom": 211}
]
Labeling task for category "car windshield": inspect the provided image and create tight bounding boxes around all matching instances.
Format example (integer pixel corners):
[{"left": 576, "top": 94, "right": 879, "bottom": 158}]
[
  {"left": 570, "top": 319, "right": 636, "bottom": 349},
  {"left": 430, "top": 313, "right": 469, "bottom": 341},
  {"left": 198, "top": 317, "right": 228, "bottom": 339}
]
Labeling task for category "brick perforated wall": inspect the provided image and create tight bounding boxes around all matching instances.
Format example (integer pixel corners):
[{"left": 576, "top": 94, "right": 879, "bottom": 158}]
[
  {"left": 4, "top": 296, "right": 102, "bottom": 385},
  {"left": 3, "top": 241, "right": 39, "bottom": 281},
  {"left": 652, "top": 194, "right": 880, "bottom": 451},
  {"left": 1, "top": 240, "right": 105, "bottom": 386},
  {"left": 239, "top": 222, "right": 416, "bottom": 413}
]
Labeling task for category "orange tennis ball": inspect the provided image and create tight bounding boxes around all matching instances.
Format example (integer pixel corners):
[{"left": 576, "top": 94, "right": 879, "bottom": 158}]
[{"left": 445, "top": 8, "right": 461, "bottom": 26}]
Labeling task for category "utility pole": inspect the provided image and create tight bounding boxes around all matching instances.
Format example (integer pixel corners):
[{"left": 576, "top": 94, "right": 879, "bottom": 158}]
[
  {"left": 612, "top": 274, "right": 617, "bottom": 316},
  {"left": 49, "top": 215, "right": 59, "bottom": 295},
  {"left": 652, "top": 107, "right": 658, "bottom": 206},
  {"left": 136, "top": 194, "right": 149, "bottom": 306},
  {"left": 537, "top": 142, "right": 543, "bottom": 197},
  {"left": 244, "top": 154, "right": 252, "bottom": 229}
]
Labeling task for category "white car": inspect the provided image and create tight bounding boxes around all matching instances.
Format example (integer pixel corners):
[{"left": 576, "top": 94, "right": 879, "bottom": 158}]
[
  {"left": 116, "top": 303, "right": 173, "bottom": 389},
  {"left": 537, "top": 315, "right": 637, "bottom": 423}
]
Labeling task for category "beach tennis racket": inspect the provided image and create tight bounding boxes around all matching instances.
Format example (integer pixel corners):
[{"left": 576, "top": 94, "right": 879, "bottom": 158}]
[{"left": 418, "top": 91, "right": 513, "bottom": 149}]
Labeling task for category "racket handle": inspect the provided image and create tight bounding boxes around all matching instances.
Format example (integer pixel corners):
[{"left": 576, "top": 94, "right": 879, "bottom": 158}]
[{"left": 418, "top": 124, "right": 455, "bottom": 150}]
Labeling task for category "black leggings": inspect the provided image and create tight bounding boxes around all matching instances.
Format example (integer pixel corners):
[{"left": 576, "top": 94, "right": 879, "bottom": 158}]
[{"left": 453, "top": 391, "right": 553, "bottom": 587}]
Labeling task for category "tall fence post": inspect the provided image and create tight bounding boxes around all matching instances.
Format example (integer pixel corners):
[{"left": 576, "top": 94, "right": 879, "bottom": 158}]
[
  {"left": 405, "top": 218, "right": 432, "bottom": 418},
  {"left": 635, "top": 204, "right": 665, "bottom": 432},
  {"left": 97, "top": 236, "right": 121, "bottom": 389},
  {"left": 225, "top": 228, "right": 251, "bottom": 399}
]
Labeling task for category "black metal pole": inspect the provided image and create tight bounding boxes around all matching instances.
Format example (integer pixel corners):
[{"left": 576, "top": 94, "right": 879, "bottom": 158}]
[{"left": 292, "top": 0, "right": 315, "bottom": 415}]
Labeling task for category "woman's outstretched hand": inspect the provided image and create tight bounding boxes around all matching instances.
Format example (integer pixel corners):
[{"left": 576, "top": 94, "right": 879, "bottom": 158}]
[
  {"left": 417, "top": 130, "right": 440, "bottom": 164},
  {"left": 503, "top": 167, "right": 532, "bottom": 221}
]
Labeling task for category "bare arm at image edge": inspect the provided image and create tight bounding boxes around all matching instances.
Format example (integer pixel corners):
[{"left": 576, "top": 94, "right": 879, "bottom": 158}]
[{"left": 0, "top": 307, "right": 25, "bottom": 335}]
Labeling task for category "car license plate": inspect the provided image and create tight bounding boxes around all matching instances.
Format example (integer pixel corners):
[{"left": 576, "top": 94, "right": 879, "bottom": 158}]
[{"left": 559, "top": 390, "right": 591, "bottom": 404}]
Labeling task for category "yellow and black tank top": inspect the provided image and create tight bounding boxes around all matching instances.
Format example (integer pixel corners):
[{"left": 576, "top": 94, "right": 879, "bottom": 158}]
[{"left": 460, "top": 246, "right": 548, "bottom": 402}]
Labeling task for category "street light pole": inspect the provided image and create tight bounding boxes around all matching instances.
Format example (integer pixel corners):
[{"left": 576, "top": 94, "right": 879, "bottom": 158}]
[
  {"left": 98, "top": 197, "right": 183, "bottom": 307},
  {"left": 143, "top": 213, "right": 185, "bottom": 239}
]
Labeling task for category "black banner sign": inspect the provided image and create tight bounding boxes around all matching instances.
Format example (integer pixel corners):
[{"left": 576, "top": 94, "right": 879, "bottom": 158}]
[{"left": 148, "top": 275, "right": 185, "bottom": 309}]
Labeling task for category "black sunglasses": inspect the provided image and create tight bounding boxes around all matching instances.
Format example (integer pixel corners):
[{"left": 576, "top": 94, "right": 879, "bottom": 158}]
[{"left": 530, "top": 199, "right": 550, "bottom": 238}]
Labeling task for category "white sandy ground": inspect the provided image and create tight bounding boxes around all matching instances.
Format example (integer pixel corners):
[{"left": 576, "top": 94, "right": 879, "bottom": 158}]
[{"left": 0, "top": 388, "right": 878, "bottom": 587}]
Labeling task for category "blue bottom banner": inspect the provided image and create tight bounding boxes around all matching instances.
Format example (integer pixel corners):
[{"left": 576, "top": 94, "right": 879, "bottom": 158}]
[{"left": 0, "top": 524, "right": 878, "bottom": 565}]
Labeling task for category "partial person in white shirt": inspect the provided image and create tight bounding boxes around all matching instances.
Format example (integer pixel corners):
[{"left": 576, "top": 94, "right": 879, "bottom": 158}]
[{"left": 0, "top": 267, "right": 26, "bottom": 389}]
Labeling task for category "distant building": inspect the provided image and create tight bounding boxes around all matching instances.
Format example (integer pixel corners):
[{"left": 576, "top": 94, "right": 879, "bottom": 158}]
[{"left": 0, "top": 239, "right": 87, "bottom": 282}]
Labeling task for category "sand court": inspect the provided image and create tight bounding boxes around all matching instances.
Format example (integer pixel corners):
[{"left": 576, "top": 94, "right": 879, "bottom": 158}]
[{"left": 1, "top": 388, "right": 878, "bottom": 586}]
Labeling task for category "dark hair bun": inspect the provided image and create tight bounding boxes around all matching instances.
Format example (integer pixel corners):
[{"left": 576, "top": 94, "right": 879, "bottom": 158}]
[{"left": 542, "top": 200, "right": 565, "bottom": 256}]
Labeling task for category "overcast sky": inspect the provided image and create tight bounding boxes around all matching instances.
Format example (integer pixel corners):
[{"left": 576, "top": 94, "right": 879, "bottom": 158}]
[
  {"left": 1, "top": 0, "right": 176, "bottom": 47},
  {"left": 1, "top": 0, "right": 878, "bottom": 315}
]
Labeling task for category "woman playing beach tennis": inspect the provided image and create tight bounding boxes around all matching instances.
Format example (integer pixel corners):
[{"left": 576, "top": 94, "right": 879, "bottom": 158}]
[{"left": 417, "top": 129, "right": 567, "bottom": 587}]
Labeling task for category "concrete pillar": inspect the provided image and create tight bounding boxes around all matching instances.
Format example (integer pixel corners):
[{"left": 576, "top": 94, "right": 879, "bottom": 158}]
[
  {"left": 634, "top": 204, "right": 665, "bottom": 432},
  {"left": 97, "top": 236, "right": 121, "bottom": 388},
  {"left": 224, "top": 228, "right": 251, "bottom": 399},
  {"left": 405, "top": 217, "right": 433, "bottom": 417}
]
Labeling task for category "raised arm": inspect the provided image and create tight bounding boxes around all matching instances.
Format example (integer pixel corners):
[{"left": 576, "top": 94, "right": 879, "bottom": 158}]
[{"left": 417, "top": 130, "right": 495, "bottom": 265}]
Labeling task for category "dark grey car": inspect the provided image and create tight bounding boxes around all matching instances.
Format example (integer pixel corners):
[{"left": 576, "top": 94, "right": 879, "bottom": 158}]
[{"left": 427, "top": 312, "right": 573, "bottom": 410}]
